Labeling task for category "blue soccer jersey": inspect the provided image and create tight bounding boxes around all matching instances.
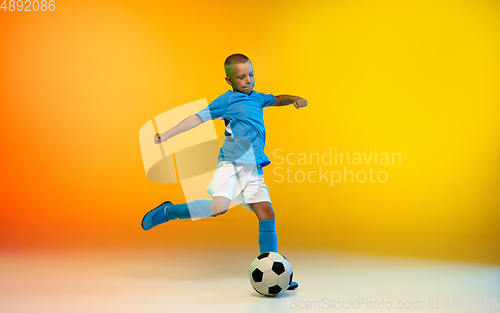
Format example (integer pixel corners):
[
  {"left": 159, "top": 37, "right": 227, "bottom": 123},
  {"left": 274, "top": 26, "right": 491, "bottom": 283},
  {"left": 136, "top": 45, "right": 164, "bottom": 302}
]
[{"left": 195, "top": 90, "right": 275, "bottom": 174}]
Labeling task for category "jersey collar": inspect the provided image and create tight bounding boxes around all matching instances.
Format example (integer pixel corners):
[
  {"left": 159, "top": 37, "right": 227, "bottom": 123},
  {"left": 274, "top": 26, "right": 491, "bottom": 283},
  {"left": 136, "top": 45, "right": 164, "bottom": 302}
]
[{"left": 230, "top": 89, "right": 254, "bottom": 96}]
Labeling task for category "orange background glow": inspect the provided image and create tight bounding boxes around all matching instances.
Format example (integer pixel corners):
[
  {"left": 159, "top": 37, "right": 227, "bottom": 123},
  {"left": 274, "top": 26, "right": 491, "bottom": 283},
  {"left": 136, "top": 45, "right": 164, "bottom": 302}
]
[{"left": 1, "top": 0, "right": 499, "bottom": 264}]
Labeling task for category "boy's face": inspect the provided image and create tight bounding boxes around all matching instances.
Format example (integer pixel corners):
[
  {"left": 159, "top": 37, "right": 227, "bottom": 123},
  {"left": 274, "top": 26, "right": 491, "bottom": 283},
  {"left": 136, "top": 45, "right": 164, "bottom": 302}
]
[{"left": 225, "top": 61, "right": 254, "bottom": 94}]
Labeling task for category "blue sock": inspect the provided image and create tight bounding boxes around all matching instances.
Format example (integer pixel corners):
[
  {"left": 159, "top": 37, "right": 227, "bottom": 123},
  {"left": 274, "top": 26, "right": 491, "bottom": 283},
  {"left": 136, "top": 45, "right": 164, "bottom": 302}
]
[
  {"left": 258, "top": 220, "right": 298, "bottom": 289},
  {"left": 258, "top": 220, "right": 278, "bottom": 253},
  {"left": 166, "top": 200, "right": 214, "bottom": 220}
]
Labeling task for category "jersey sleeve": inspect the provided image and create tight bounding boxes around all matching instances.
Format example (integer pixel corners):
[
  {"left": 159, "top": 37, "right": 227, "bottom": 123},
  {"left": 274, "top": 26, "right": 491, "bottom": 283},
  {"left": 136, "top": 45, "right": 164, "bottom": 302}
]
[
  {"left": 259, "top": 92, "right": 276, "bottom": 108},
  {"left": 195, "top": 93, "right": 227, "bottom": 122}
]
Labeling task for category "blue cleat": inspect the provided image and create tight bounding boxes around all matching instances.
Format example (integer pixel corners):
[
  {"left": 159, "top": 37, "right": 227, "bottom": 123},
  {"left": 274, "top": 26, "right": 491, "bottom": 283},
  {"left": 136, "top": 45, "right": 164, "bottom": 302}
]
[
  {"left": 288, "top": 281, "right": 298, "bottom": 290},
  {"left": 141, "top": 201, "right": 173, "bottom": 231}
]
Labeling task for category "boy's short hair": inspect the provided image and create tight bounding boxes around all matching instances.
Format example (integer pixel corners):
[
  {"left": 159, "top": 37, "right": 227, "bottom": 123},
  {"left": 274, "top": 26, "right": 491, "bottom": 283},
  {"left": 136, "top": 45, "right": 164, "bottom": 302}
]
[{"left": 224, "top": 53, "right": 251, "bottom": 77}]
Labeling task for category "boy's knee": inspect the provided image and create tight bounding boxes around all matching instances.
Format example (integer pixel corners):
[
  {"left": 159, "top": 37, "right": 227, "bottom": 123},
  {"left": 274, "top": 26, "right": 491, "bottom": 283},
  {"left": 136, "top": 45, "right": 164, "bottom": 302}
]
[
  {"left": 212, "top": 209, "right": 228, "bottom": 217},
  {"left": 211, "top": 196, "right": 231, "bottom": 216},
  {"left": 262, "top": 209, "right": 274, "bottom": 220},
  {"left": 253, "top": 202, "right": 274, "bottom": 220}
]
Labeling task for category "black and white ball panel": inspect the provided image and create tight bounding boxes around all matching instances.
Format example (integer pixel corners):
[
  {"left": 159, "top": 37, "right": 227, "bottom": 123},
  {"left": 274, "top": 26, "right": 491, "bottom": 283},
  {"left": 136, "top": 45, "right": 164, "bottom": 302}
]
[{"left": 249, "top": 252, "right": 293, "bottom": 296}]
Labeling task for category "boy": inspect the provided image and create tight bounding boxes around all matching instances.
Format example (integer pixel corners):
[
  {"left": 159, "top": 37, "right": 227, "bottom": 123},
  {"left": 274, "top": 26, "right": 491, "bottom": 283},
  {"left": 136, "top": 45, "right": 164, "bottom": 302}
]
[{"left": 141, "top": 53, "right": 308, "bottom": 291}]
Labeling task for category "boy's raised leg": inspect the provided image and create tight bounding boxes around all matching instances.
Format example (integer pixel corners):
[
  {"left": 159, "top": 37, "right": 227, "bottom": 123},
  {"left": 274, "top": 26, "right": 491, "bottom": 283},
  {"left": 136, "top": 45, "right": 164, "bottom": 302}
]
[
  {"left": 142, "top": 199, "right": 213, "bottom": 230},
  {"left": 141, "top": 196, "right": 232, "bottom": 230}
]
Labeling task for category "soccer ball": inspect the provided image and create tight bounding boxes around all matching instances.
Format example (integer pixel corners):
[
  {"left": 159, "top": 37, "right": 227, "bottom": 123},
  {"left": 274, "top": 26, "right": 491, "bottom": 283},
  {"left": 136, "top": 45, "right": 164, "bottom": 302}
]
[{"left": 249, "top": 252, "right": 293, "bottom": 297}]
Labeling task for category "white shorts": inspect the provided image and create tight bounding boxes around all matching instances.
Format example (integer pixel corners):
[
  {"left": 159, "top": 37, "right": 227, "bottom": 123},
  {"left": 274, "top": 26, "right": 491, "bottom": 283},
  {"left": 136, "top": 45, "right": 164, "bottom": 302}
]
[{"left": 206, "top": 161, "right": 271, "bottom": 211}]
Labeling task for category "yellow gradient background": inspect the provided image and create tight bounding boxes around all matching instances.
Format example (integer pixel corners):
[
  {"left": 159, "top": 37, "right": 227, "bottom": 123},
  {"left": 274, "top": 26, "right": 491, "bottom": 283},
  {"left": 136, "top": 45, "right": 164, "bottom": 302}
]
[{"left": 1, "top": 0, "right": 499, "bottom": 264}]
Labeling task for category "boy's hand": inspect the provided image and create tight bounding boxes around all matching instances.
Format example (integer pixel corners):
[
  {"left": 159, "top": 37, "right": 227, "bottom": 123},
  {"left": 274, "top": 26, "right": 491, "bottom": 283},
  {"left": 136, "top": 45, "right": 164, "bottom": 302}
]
[
  {"left": 154, "top": 133, "right": 167, "bottom": 144},
  {"left": 294, "top": 98, "right": 308, "bottom": 109}
]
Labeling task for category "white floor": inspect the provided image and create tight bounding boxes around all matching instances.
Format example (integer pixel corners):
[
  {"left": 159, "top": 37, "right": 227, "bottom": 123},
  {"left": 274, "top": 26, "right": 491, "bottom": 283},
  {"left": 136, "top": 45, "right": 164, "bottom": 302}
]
[{"left": 1, "top": 246, "right": 498, "bottom": 313}]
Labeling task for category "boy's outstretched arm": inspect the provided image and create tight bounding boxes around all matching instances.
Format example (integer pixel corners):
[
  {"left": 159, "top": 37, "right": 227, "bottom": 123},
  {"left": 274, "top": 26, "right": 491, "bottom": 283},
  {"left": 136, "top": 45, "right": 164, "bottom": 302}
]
[
  {"left": 272, "top": 95, "right": 308, "bottom": 109},
  {"left": 154, "top": 114, "right": 204, "bottom": 144}
]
